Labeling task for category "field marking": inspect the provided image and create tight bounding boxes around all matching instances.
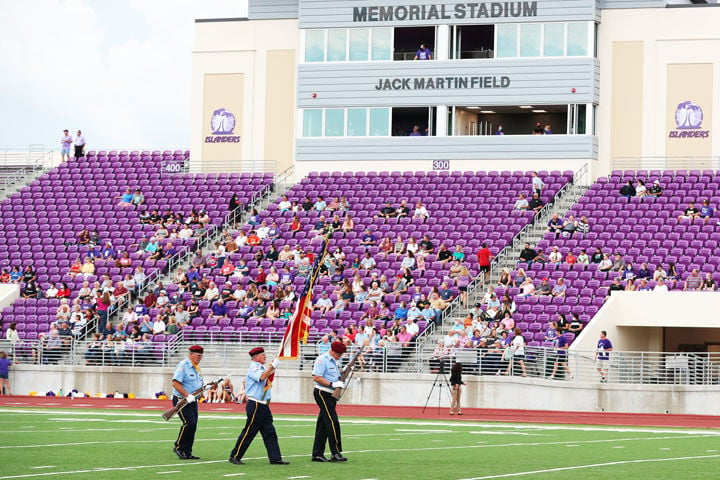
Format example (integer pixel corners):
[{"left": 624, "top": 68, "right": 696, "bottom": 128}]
[
  {"left": 156, "top": 472, "right": 180, "bottom": 475},
  {"left": 287, "top": 477, "right": 311, "bottom": 479},
  {"left": 457, "top": 453, "right": 720, "bottom": 480},
  {"left": 222, "top": 474, "right": 245, "bottom": 477},
  {"left": 29, "top": 467, "right": 54, "bottom": 470},
  {"left": 2, "top": 409, "right": 719, "bottom": 436},
  {"left": 0, "top": 441, "right": 717, "bottom": 480}
]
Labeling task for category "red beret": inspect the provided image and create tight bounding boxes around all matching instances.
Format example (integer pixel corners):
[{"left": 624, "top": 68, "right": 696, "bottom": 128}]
[
  {"left": 331, "top": 341, "right": 347, "bottom": 354},
  {"left": 189, "top": 345, "right": 204, "bottom": 354},
  {"left": 249, "top": 347, "right": 265, "bottom": 357}
]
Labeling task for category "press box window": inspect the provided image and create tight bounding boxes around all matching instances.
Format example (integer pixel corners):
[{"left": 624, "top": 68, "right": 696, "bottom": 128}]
[
  {"left": 369, "top": 108, "right": 390, "bottom": 136},
  {"left": 567, "top": 23, "right": 588, "bottom": 56},
  {"left": 327, "top": 30, "right": 347, "bottom": 62},
  {"left": 305, "top": 30, "right": 325, "bottom": 62},
  {"left": 324, "top": 109, "right": 345, "bottom": 137},
  {"left": 371, "top": 28, "right": 392, "bottom": 61},
  {"left": 350, "top": 29, "right": 370, "bottom": 61},
  {"left": 496, "top": 24, "right": 517, "bottom": 58},
  {"left": 347, "top": 109, "right": 367, "bottom": 136},
  {"left": 303, "top": 110, "right": 322, "bottom": 137},
  {"left": 543, "top": 23, "right": 564, "bottom": 57}
]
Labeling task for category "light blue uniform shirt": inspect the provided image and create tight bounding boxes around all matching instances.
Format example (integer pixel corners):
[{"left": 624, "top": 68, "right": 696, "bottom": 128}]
[
  {"left": 312, "top": 352, "right": 341, "bottom": 388},
  {"left": 245, "top": 361, "right": 271, "bottom": 401},
  {"left": 172, "top": 358, "right": 203, "bottom": 397}
]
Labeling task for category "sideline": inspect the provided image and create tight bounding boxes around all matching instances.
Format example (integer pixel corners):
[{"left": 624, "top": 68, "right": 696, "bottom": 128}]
[{"left": 457, "top": 454, "right": 720, "bottom": 480}]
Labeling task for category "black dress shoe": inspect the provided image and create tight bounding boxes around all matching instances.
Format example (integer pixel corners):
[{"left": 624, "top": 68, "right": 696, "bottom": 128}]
[
  {"left": 185, "top": 455, "right": 200, "bottom": 460},
  {"left": 228, "top": 457, "right": 245, "bottom": 465},
  {"left": 173, "top": 447, "right": 187, "bottom": 459},
  {"left": 311, "top": 456, "right": 329, "bottom": 462},
  {"left": 330, "top": 453, "right": 348, "bottom": 462},
  {"left": 271, "top": 460, "right": 290, "bottom": 465}
]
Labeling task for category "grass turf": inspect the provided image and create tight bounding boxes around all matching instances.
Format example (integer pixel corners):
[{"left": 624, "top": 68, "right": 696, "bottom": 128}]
[{"left": 1, "top": 407, "right": 720, "bottom": 479}]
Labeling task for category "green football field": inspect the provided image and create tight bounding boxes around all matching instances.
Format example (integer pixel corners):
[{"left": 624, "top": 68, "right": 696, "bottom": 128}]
[{"left": 1, "top": 408, "right": 720, "bottom": 479}]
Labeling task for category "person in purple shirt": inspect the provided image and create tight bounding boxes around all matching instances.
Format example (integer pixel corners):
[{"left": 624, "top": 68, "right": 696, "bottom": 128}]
[
  {"left": 699, "top": 199, "right": 714, "bottom": 225},
  {"left": 186, "top": 267, "right": 201, "bottom": 282},
  {"left": 360, "top": 229, "right": 376, "bottom": 246},
  {"left": 409, "top": 125, "right": 422, "bottom": 136},
  {"left": 595, "top": 331, "right": 613, "bottom": 383},
  {"left": 211, "top": 299, "right": 228, "bottom": 318},
  {"left": 0, "top": 351, "right": 11, "bottom": 395},
  {"left": 414, "top": 43, "right": 432, "bottom": 60},
  {"left": 548, "top": 334, "right": 570, "bottom": 380}
]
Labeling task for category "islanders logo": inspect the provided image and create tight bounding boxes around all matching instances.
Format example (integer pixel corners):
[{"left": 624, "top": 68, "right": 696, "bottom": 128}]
[
  {"left": 669, "top": 101, "right": 709, "bottom": 139},
  {"left": 210, "top": 108, "right": 236, "bottom": 135},
  {"left": 206, "top": 107, "right": 241, "bottom": 143}
]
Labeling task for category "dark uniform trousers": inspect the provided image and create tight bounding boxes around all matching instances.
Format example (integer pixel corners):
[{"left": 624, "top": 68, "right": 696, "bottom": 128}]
[
  {"left": 230, "top": 399, "right": 282, "bottom": 462},
  {"left": 173, "top": 396, "right": 198, "bottom": 455},
  {"left": 312, "top": 388, "right": 342, "bottom": 457}
]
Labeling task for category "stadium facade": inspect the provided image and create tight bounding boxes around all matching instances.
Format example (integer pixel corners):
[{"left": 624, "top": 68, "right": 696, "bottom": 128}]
[{"left": 191, "top": 0, "right": 720, "bottom": 177}]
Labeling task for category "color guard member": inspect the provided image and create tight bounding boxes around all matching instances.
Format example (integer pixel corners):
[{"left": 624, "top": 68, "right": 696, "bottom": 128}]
[
  {"left": 311, "top": 340, "right": 348, "bottom": 462},
  {"left": 171, "top": 345, "right": 205, "bottom": 459}
]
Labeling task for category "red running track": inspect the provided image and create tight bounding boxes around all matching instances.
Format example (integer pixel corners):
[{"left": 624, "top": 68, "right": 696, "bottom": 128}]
[{"left": 1, "top": 395, "right": 718, "bottom": 428}]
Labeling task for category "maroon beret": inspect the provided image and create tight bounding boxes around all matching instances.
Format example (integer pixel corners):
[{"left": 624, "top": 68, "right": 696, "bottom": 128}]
[
  {"left": 189, "top": 345, "right": 204, "bottom": 354},
  {"left": 330, "top": 341, "right": 347, "bottom": 354},
  {"left": 249, "top": 347, "right": 265, "bottom": 357}
]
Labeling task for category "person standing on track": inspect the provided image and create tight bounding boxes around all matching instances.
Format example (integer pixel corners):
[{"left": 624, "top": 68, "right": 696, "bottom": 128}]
[
  {"left": 311, "top": 340, "right": 348, "bottom": 462},
  {"left": 171, "top": 345, "right": 205, "bottom": 460},
  {"left": 228, "top": 347, "right": 289, "bottom": 466},
  {"left": 449, "top": 362, "right": 465, "bottom": 415}
]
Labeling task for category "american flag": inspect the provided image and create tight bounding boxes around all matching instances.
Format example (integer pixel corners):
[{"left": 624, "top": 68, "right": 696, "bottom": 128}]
[{"left": 277, "top": 238, "right": 329, "bottom": 360}]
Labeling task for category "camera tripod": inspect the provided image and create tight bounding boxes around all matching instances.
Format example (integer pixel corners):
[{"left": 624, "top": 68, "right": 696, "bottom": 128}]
[{"left": 422, "top": 361, "right": 452, "bottom": 415}]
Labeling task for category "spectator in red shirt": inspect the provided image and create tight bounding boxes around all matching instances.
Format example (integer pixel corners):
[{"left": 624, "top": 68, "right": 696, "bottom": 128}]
[{"left": 476, "top": 242, "right": 494, "bottom": 284}]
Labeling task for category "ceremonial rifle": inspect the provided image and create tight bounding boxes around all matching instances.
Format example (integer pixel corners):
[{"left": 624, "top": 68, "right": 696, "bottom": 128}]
[
  {"left": 161, "top": 377, "right": 222, "bottom": 420},
  {"left": 332, "top": 347, "right": 366, "bottom": 399}
]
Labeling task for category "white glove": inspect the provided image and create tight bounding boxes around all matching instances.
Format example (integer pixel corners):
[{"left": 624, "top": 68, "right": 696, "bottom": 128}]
[
  {"left": 271, "top": 358, "right": 281, "bottom": 369},
  {"left": 331, "top": 381, "right": 345, "bottom": 389},
  {"left": 185, "top": 393, "right": 196, "bottom": 403}
]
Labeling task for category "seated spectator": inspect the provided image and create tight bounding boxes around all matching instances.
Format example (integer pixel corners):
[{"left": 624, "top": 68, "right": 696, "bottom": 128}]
[
  {"left": 703, "top": 272, "right": 716, "bottom": 291},
  {"left": 648, "top": 179, "right": 663, "bottom": 196},
  {"left": 684, "top": 268, "right": 703, "bottom": 291},
  {"left": 654, "top": 278, "right": 669, "bottom": 292},
  {"left": 608, "top": 277, "right": 624, "bottom": 296},
  {"left": 635, "top": 179, "right": 647, "bottom": 197},
  {"left": 545, "top": 213, "right": 563, "bottom": 237},
  {"left": 637, "top": 279, "right": 651, "bottom": 291},
  {"left": 548, "top": 246, "right": 562, "bottom": 264},
  {"left": 359, "top": 228, "right": 376, "bottom": 247},
  {"left": 619, "top": 180, "right": 636, "bottom": 199},
  {"left": 565, "top": 250, "right": 577, "bottom": 264},
  {"left": 532, "top": 249, "right": 547, "bottom": 265},
  {"left": 314, "top": 292, "right": 333, "bottom": 315},
  {"left": 622, "top": 263, "right": 636, "bottom": 281},
  {"left": 610, "top": 253, "right": 626, "bottom": 272},
  {"left": 551, "top": 278, "right": 567, "bottom": 297},
  {"left": 117, "top": 187, "right": 134, "bottom": 207},
  {"left": 576, "top": 216, "right": 590, "bottom": 236},
  {"left": 45, "top": 282, "right": 59, "bottom": 299},
  {"left": 560, "top": 215, "right": 577, "bottom": 238},
  {"left": 528, "top": 192, "right": 543, "bottom": 213},
  {"left": 535, "top": 277, "right": 552, "bottom": 296},
  {"left": 413, "top": 201, "right": 429, "bottom": 220},
  {"left": 514, "top": 193, "right": 529, "bottom": 210},
  {"left": 567, "top": 313, "right": 583, "bottom": 335},
  {"left": 375, "top": 201, "right": 396, "bottom": 221},
  {"left": 677, "top": 202, "right": 699, "bottom": 224},
  {"left": 77, "top": 229, "right": 91, "bottom": 245},
  {"left": 599, "top": 253, "right": 612, "bottom": 272},
  {"left": 313, "top": 196, "right": 327, "bottom": 211},
  {"left": 518, "top": 243, "right": 537, "bottom": 265},
  {"left": 22, "top": 280, "right": 38, "bottom": 299},
  {"left": 497, "top": 268, "right": 513, "bottom": 287},
  {"left": 341, "top": 214, "right": 354, "bottom": 234},
  {"left": 590, "top": 247, "right": 603, "bottom": 264},
  {"left": 517, "top": 277, "right": 535, "bottom": 297},
  {"left": 636, "top": 263, "right": 651, "bottom": 280},
  {"left": 625, "top": 278, "right": 636, "bottom": 291},
  {"left": 131, "top": 189, "right": 145, "bottom": 208},
  {"left": 699, "top": 199, "right": 714, "bottom": 225},
  {"left": 378, "top": 236, "right": 393, "bottom": 256},
  {"left": 576, "top": 249, "right": 589, "bottom": 264}
]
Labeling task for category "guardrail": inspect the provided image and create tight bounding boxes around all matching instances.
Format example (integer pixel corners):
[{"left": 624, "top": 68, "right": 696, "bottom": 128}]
[{"left": 613, "top": 156, "right": 720, "bottom": 172}]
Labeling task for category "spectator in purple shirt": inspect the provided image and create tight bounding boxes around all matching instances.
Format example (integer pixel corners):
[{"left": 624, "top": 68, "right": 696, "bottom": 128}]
[
  {"left": 414, "top": 43, "right": 432, "bottom": 60},
  {"left": 211, "top": 299, "right": 228, "bottom": 318},
  {"left": 595, "top": 331, "right": 613, "bottom": 383},
  {"left": 699, "top": 199, "right": 714, "bottom": 225}
]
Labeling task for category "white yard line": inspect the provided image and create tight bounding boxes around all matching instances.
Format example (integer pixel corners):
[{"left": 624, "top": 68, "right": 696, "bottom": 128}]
[
  {"left": 0, "top": 441, "right": 717, "bottom": 480},
  {"left": 457, "top": 454, "right": 720, "bottom": 480}
]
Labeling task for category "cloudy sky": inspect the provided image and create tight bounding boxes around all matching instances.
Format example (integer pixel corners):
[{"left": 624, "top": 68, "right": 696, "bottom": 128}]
[{"left": 0, "top": 0, "right": 245, "bottom": 152}]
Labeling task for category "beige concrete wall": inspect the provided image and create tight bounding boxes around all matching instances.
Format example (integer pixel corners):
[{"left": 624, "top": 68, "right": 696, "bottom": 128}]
[
  {"left": 0, "top": 284, "right": 19, "bottom": 311},
  {"left": 192, "top": 19, "right": 299, "bottom": 173},
  {"left": 598, "top": 7, "right": 720, "bottom": 176},
  {"left": 8, "top": 365, "right": 720, "bottom": 415}
]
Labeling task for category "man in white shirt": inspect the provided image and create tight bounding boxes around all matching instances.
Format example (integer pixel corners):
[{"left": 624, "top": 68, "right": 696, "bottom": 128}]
[
  {"left": 405, "top": 318, "right": 419, "bottom": 337},
  {"left": 654, "top": 278, "right": 669, "bottom": 292},
  {"left": 256, "top": 221, "right": 270, "bottom": 240},
  {"left": 74, "top": 130, "right": 86, "bottom": 160},
  {"left": 314, "top": 292, "right": 333, "bottom": 315},
  {"left": 60, "top": 129, "right": 73, "bottom": 162}
]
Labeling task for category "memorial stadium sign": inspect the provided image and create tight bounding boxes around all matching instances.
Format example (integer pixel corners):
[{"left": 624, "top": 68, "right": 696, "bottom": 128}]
[
  {"left": 375, "top": 75, "right": 510, "bottom": 90},
  {"left": 205, "top": 107, "right": 241, "bottom": 143},
  {"left": 668, "top": 101, "right": 710, "bottom": 139},
  {"left": 353, "top": 2, "right": 538, "bottom": 22}
]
